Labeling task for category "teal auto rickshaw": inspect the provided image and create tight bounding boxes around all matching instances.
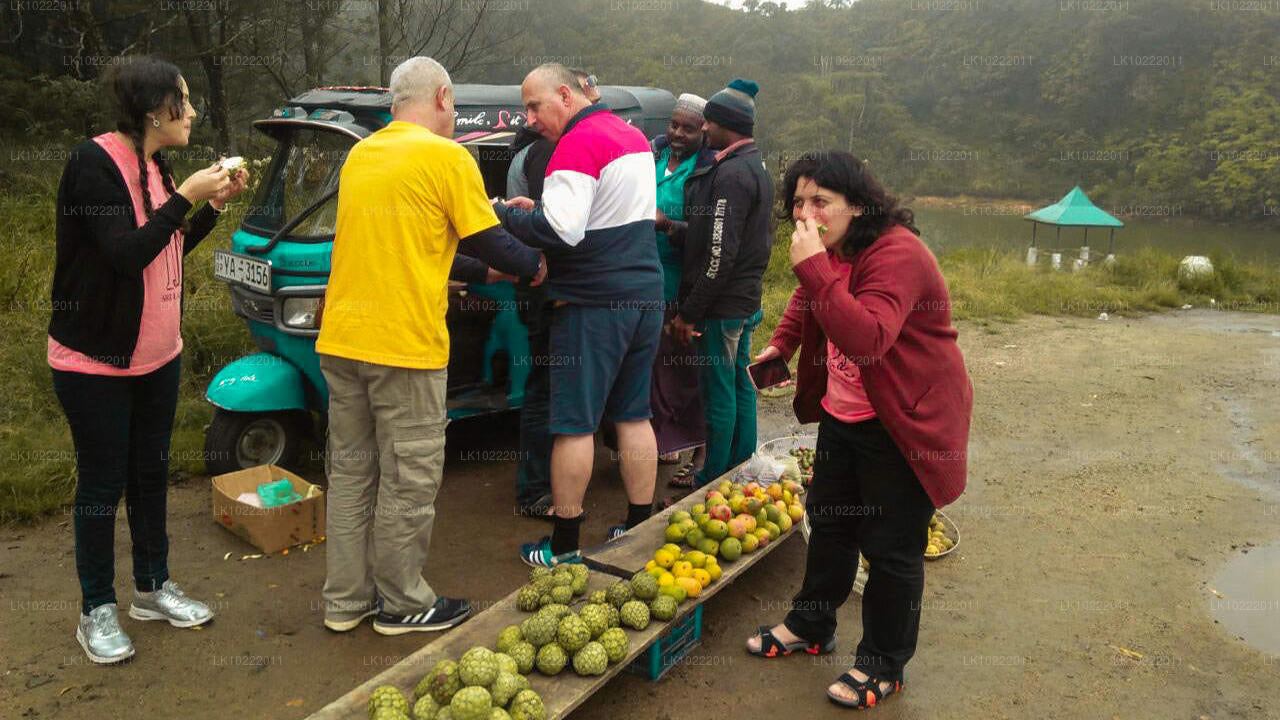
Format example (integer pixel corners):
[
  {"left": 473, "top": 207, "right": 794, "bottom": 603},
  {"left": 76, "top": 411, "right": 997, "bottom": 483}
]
[{"left": 203, "top": 84, "right": 675, "bottom": 475}]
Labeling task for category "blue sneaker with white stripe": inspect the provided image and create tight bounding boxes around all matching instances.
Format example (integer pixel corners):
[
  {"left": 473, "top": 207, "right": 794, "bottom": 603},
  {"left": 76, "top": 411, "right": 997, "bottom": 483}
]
[
  {"left": 520, "top": 536, "right": 582, "bottom": 568},
  {"left": 371, "top": 597, "right": 471, "bottom": 635},
  {"left": 606, "top": 524, "right": 628, "bottom": 542}
]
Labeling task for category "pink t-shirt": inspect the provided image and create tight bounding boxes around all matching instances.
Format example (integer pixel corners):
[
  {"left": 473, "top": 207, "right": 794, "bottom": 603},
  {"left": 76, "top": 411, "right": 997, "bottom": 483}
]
[
  {"left": 48, "top": 133, "right": 184, "bottom": 375},
  {"left": 821, "top": 254, "right": 877, "bottom": 423}
]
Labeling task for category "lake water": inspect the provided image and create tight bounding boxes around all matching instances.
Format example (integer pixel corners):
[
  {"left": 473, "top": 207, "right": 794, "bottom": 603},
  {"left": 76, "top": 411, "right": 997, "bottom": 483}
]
[{"left": 913, "top": 207, "right": 1280, "bottom": 263}]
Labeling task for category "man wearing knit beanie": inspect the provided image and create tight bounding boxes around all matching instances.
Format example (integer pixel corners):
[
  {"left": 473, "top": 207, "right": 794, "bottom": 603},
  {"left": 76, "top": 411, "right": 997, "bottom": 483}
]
[{"left": 663, "top": 78, "right": 773, "bottom": 490}]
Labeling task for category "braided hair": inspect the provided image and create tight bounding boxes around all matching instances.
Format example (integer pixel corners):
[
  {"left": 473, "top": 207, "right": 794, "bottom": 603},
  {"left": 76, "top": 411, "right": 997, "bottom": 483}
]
[{"left": 105, "top": 56, "right": 190, "bottom": 233}]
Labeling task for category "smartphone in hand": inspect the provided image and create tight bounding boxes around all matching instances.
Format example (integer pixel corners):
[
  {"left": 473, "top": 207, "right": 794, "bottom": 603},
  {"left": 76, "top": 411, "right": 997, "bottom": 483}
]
[{"left": 747, "top": 356, "right": 791, "bottom": 390}]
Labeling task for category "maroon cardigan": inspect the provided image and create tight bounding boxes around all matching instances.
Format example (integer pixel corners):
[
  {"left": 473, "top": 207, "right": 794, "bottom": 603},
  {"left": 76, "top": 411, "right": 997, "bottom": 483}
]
[{"left": 767, "top": 225, "right": 973, "bottom": 507}]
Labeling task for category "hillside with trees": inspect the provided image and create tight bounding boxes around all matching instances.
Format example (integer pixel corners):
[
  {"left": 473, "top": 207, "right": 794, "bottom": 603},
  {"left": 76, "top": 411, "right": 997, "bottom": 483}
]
[{"left": 3, "top": 0, "right": 1277, "bottom": 218}]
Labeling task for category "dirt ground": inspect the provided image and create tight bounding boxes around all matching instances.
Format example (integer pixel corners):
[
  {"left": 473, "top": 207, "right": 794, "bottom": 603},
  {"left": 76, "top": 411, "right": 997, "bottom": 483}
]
[{"left": 3, "top": 310, "right": 1279, "bottom": 720}]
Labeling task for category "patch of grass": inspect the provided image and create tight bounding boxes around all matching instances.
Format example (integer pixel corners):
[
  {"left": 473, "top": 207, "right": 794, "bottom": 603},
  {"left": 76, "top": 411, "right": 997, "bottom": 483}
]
[
  {"left": 753, "top": 225, "right": 1280, "bottom": 351},
  {"left": 0, "top": 161, "right": 254, "bottom": 524}
]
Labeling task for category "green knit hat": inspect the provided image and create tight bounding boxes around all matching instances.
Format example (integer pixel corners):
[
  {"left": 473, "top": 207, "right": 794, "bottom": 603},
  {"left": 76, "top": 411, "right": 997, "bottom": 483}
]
[{"left": 704, "top": 78, "right": 759, "bottom": 137}]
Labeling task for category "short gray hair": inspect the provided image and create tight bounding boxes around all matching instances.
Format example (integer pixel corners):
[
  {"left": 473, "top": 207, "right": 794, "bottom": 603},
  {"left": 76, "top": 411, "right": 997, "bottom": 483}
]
[
  {"left": 389, "top": 56, "right": 452, "bottom": 110},
  {"left": 533, "top": 63, "right": 586, "bottom": 98}
]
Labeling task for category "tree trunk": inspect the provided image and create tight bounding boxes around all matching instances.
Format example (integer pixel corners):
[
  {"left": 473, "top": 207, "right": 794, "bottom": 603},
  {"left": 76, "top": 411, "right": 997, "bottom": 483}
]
[
  {"left": 377, "top": 0, "right": 394, "bottom": 86},
  {"left": 184, "top": 7, "right": 233, "bottom": 152}
]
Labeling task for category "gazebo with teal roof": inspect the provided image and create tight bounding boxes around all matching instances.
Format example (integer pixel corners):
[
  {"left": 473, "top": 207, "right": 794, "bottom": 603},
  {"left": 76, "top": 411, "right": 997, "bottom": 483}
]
[{"left": 1025, "top": 186, "right": 1124, "bottom": 262}]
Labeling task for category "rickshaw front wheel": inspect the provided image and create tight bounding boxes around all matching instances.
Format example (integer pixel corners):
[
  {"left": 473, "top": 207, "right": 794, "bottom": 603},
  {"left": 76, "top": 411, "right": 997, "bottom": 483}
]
[{"left": 205, "top": 409, "right": 305, "bottom": 475}]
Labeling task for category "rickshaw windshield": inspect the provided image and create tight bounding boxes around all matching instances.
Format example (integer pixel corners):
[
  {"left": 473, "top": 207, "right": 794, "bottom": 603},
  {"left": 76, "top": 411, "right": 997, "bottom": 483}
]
[{"left": 243, "top": 128, "right": 352, "bottom": 238}]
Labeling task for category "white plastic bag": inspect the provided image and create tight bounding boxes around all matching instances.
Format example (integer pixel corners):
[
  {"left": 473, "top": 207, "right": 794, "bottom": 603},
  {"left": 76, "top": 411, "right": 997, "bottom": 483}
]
[{"left": 735, "top": 451, "right": 786, "bottom": 486}]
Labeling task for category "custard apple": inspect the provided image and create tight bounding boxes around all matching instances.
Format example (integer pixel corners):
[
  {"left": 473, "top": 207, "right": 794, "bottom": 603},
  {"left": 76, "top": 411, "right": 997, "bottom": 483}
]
[
  {"left": 515, "top": 586, "right": 540, "bottom": 612},
  {"left": 449, "top": 686, "right": 491, "bottom": 720},
  {"left": 520, "top": 613, "right": 557, "bottom": 647},
  {"left": 496, "top": 625, "right": 524, "bottom": 653},
  {"left": 598, "top": 627, "right": 629, "bottom": 663},
  {"left": 630, "top": 571, "right": 659, "bottom": 600},
  {"left": 605, "top": 581, "right": 633, "bottom": 608},
  {"left": 424, "top": 660, "right": 462, "bottom": 705},
  {"left": 506, "top": 641, "right": 536, "bottom": 674},
  {"left": 369, "top": 685, "right": 410, "bottom": 718},
  {"left": 649, "top": 594, "right": 678, "bottom": 621},
  {"left": 508, "top": 690, "right": 546, "bottom": 720},
  {"left": 619, "top": 600, "right": 650, "bottom": 630},
  {"left": 412, "top": 694, "right": 440, "bottom": 720},
  {"left": 488, "top": 670, "right": 521, "bottom": 707},
  {"left": 534, "top": 642, "right": 567, "bottom": 675},
  {"left": 458, "top": 647, "right": 498, "bottom": 687},
  {"left": 492, "top": 652, "right": 518, "bottom": 676},
  {"left": 572, "top": 641, "right": 609, "bottom": 676},
  {"left": 556, "top": 614, "right": 590, "bottom": 653},
  {"left": 579, "top": 603, "right": 611, "bottom": 638}
]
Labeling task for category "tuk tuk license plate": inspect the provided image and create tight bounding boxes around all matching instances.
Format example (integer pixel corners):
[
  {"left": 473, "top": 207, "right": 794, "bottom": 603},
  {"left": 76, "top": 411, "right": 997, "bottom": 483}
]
[{"left": 213, "top": 250, "right": 271, "bottom": 294}]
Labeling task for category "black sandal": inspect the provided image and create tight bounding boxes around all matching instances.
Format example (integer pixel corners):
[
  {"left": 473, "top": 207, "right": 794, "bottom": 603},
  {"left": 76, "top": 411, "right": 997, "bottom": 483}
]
[
  {"left": 746, "top": 625, "right": 835, "bottom": 658},
  {"left": 667, "top": 462, "right": 697, "bottom": 488},
  {"left": 827, "top": 672, "right": 903, "bottom": 710}
]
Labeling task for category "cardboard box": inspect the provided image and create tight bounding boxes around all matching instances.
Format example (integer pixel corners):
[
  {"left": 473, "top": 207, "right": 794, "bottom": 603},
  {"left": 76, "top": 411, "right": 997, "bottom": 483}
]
[{"left": 212, "top": 465, "right": 325, "bottom": 554}]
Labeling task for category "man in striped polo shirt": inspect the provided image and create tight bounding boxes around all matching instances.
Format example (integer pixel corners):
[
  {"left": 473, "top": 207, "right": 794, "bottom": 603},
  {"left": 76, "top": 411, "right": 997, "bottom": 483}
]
[{"left": 496, "top": 63, "right": 661, "bottom": 566}]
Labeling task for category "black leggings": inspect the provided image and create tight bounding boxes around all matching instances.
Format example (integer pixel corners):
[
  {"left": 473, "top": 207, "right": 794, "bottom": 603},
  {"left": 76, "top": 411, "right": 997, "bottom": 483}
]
[
  {"left": 52, "top": 356, "right": 181, "bottom": 613},
  {"left": 784, "top": 410, "right": 935, "bottom": 683}
]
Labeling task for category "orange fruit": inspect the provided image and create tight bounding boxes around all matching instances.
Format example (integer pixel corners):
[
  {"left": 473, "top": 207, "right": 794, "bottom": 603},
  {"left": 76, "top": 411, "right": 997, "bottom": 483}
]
[{"left": 676, "top": 576, "right": 702, "bottom": 598}]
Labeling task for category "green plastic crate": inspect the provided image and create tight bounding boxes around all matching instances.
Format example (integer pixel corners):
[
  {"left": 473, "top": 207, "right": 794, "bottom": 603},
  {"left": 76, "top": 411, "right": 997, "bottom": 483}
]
[{"left": 625, "top": 605, "right": 703, "bottom": 681}]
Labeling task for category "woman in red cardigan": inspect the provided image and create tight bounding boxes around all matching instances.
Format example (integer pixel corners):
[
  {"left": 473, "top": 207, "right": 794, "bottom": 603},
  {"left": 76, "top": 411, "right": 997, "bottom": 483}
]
[{"left": 744, "top": 151, "right": 972, "bottom": 710}]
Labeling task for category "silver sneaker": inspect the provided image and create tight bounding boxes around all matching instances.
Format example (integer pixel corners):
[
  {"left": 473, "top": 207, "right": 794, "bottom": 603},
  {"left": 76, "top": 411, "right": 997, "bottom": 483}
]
[
  {"left": 128, "top": 580, "right": 214, "bottom": 628},
  {"left": 76, "top": 603, "right": 136, "bottom": 664}
]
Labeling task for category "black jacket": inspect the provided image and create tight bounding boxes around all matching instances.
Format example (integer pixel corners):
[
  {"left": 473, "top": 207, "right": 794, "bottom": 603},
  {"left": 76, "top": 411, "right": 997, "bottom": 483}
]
[
  {"left": 48, "top": 140, "right": 219, "bottom": 369},
  {"left": 670, "top": 140, "right": 773, "bottom": 323}
]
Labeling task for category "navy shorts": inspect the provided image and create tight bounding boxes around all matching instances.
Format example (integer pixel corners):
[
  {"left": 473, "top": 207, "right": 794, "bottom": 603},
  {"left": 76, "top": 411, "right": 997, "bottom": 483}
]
[{"left": 548, "top": 303, "right": 662, "bottom": 434}]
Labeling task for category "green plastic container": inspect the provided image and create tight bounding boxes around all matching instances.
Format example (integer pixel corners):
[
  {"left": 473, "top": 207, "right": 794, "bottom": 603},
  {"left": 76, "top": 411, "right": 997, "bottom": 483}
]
[{"left": 626, "top": 605, "right": 702, "bottom": 681}]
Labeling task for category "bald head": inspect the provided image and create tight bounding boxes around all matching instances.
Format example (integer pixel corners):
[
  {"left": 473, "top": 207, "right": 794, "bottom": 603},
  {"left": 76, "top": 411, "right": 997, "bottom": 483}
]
[{"left": 521, "top": 63, "right": 592, "bottom": 142}]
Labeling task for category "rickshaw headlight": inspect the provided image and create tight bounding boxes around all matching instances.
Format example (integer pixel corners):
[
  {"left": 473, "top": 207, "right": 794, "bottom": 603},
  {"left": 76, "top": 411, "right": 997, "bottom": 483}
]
[{"left": 282, "top": 297, "right": 321, "bottom": 329}]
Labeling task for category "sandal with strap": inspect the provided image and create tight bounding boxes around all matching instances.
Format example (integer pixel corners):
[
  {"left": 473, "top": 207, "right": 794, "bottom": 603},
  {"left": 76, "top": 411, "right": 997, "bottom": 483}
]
[
  {"left": 827, "top": 672, "right": 903, "bottom": 710},
  {"left": 667, "top": 462, "right": 698, "bottom": 488},
  {"left": 746, "top": 625, "right": 836, "bottom": 658}
]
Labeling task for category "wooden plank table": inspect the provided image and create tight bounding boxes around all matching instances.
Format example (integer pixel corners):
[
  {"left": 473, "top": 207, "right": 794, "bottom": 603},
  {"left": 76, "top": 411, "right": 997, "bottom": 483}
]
[
  {"left": 581, "top": 479, "right": 801, "bottom": 580},
  {"left": 309, "top": 467, "right": 803, "bottom": 720},
  {"left": 579, "top": 478, "right": 802, "bottom": 662},
  {"left": 306, "top": 569, "right": 670, "bottom": 720}
]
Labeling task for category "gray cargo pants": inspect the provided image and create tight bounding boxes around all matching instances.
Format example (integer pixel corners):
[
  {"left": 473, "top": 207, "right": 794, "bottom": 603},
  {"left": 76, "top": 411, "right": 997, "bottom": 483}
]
[{"left": 319, "top": 354, "right": 447, "bottom": 620}]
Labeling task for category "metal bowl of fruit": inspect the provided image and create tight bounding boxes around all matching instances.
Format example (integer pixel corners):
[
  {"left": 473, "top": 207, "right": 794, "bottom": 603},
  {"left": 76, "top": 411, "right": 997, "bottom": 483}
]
[
  {"left": 756, "top": 434, "right": 817, "bottom": 486},
  {"left": 924, "top": 510, "right": 959, "bottom": 560}
]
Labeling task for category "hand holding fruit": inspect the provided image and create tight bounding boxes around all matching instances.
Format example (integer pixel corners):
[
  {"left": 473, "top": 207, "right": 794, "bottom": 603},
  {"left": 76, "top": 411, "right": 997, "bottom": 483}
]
[
  {"left": 177, "top": 163, "right": 231, "bottom": 205},
  {"left": 210, "top": 157, "right": 249, "bottom": 209}
]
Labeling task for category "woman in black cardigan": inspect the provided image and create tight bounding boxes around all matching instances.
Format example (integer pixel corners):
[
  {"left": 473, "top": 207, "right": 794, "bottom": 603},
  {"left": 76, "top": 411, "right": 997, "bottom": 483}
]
[{"left": 48, "top": 56, "right": 247, "bottom": 664}]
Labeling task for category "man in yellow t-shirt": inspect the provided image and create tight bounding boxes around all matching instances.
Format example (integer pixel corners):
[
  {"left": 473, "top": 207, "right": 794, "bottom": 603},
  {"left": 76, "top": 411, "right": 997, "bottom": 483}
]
[{"left": 316, "top": 56, "right": 544, "bottom": 636}]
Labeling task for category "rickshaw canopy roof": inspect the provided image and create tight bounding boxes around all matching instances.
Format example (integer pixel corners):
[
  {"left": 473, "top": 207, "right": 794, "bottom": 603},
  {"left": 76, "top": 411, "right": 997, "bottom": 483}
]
[{"left": 276, "top": 84, "right": 676, "bottom": 140}]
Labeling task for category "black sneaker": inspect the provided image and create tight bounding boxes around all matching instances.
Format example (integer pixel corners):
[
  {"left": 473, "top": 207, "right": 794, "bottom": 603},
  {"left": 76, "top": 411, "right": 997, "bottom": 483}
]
[{"left": 372, "top": 597, "right": 471, "bottom": 635}]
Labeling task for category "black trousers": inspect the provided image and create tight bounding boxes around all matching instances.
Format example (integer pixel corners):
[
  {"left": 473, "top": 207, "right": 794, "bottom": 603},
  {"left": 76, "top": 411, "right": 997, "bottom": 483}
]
[
  {"left": 515, "top": 293, "right": 553, "bottom": 508},
  {"left": 784, "top": 410, "right": 935, "bottom": 683},
  {"left": 52, "top": 356, "right": 180, "bottom": 613}
]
